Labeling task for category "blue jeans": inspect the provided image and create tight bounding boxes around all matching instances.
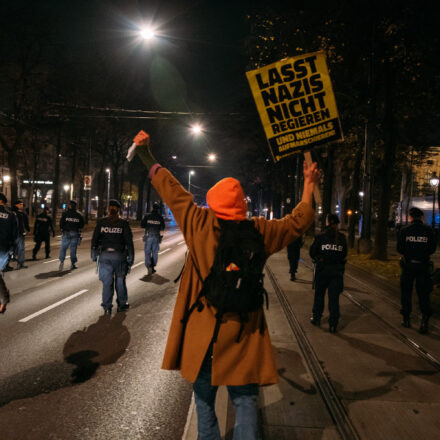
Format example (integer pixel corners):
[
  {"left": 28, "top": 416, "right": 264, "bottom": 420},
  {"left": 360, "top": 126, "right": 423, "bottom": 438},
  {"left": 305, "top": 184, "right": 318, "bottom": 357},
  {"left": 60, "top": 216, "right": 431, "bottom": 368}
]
[
  {"left": 193, "top": 349, "right": 260, "bottom": 440},
  {"left": 144, "top": 235, "right": 160, "bottom": 268},
  {"left": 98, "top": 251, "right": 128, "bottom": 310},
  {"left": 14, "top": 236, "right": 25, "bottom": 265},
  {"left": 59, "top": 231, "right": 79, "bottom": 264},
  {"left": 0, "top": 250, "right": 9, "bottom": 271}
]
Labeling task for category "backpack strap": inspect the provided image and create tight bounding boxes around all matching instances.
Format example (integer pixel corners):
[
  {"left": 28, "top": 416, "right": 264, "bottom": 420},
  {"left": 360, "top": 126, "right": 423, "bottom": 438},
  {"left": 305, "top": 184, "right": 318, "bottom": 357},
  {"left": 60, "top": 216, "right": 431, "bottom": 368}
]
[{"left": 212, "top": 312, "right": 223, "bottom": 343}]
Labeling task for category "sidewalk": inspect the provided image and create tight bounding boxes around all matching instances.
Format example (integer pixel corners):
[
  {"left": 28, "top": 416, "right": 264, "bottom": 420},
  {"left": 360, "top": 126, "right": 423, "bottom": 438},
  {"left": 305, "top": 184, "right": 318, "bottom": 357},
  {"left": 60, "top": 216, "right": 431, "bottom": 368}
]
[{"left": 185, "top": 248, "right": 440, "bottom": 439}]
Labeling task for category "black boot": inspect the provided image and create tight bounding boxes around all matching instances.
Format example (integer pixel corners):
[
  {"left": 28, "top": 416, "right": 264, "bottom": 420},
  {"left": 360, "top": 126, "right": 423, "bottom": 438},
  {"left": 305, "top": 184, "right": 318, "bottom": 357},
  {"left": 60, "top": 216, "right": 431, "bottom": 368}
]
[
  {"left": 310, "top": 316, "right": 321, "bottom": 326},
  {"left": 329, "top": 324, "right": 338, "bottom": 334},
  {"left": 401, "top": 317, "right": 411, "bottom": 328},
  {"left": 419, "top": 316, "right": 429, "bottom": 334}
]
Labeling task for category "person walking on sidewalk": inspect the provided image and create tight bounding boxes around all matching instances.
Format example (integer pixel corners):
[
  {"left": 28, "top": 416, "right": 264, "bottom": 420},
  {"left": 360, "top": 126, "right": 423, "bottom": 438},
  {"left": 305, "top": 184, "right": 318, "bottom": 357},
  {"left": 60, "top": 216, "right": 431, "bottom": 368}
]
[
  {"left": 287, "top": 235, "right": 304, "bottom": 281},
  {"left": 397, "top": 207, "right": 436, "bottom": 333},
  {"left": 129, "top": 130, "right": 318, "bottom": 440},
  {"left": 91, "top": 200, "right": 134, "bottom": 315},
  {"left": 12, "top": 199, "right": 30, "bottom": 269},
  {"left": 141, "top": 201, "right": 165, "bottom": 275},
  {"left": 0, "top": 193, "right": 16, "bottom": 314},
  {"left": 32, "top": 207, "right": 55, "bottom": 260},
  {"left": 59, "top": 200, "right": 84, "bottom": 271},
  {"left": 309, "top": 213, "right": 347, "bottom": 333}
]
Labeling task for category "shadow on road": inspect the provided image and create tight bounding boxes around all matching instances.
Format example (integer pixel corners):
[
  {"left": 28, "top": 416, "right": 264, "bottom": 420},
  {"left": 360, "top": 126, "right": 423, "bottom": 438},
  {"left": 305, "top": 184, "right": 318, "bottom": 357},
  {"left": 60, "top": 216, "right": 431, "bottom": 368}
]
[
  {"left": 139, "top": 274, "right": 170, "bottom": 285},
  {"left": 63, "top": 313, "right": 130, "bottom": 383},
  {"left": 34, "top": 270, "right": 70, "bottom": 279},
  {"left": 0, "top": 313, "right": 130, "bottom": 407}
]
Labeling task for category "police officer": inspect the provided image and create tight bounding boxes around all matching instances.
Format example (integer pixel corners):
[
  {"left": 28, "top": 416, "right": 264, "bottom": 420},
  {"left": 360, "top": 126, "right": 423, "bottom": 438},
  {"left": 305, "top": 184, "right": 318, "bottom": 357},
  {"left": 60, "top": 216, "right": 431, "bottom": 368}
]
[
  {"left": 32, "top": 207, "right": 55, "bottom": 260},
  {"left": 309, "top": 213, "right": 347, "bottom": 333},
  {"left": 397, "top": 207, "right": 436, "bottom": 333},
  {"left": 12, "top": 199, "right": 30, "bottom": 269},
  {"left": 287, "top": 235, "right": 304, "bottom": 281},
  {"left": 141, "top": 201, "right": 165, "bottom": 275},
  {"left": 0, "top": 193, "right": 17, "bottom": 313},
  {"left": 91, "top": 199, "right": 134, "bottom": 315},
  {"left": 59, "top": 200, "right": 84, "bottom": 271}
]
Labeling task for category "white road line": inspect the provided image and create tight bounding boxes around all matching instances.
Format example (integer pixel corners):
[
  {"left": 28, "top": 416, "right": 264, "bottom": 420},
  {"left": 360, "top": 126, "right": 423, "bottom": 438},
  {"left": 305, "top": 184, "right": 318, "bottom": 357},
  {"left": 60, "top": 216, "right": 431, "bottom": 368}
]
[
  {"left": 159, "top": 248, "right": 171, "bottom": 255},
  {"left": 132, "top": 261, "right": 144, "bottom": 268},
  {"left": 19, "top": 289, "right": 88, "bottom": 323},
  {"left": 44, "top": 256, "right": 69, "bottom": 264},
  {"left": 178, "top": 241, "right": 186, "bottom": 245}
]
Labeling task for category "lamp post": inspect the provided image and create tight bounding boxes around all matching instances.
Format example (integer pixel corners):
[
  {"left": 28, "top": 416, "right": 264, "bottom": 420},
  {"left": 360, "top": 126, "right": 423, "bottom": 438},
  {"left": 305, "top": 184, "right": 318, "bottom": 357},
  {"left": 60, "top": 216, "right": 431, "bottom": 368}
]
[
  {"left": 188, "top": 170, "right": 195, "bottom": 192},
  {"left": 430, "top": 172, "right": 439, "bottom": 228},
  {"left": 106, "top": 168, "right": 111, "bottom": 205}
]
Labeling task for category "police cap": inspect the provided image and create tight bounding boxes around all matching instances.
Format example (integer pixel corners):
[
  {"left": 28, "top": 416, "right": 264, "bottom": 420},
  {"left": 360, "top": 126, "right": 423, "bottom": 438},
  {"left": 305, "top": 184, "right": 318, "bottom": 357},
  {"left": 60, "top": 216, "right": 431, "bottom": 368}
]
[
  {"left": 152, "top": 201, "right": 160, "bottom": 210},
  {"left": 69, "top": 200, "right": 77, "bottom": 207},
  {"left": 109, "top": 199, "right": 121, "bottom": 208},
  {"left": 13, "top": 199, "right": 23, "bottom": 205},
  {"left": 409, "top": 207, "right": 423, "bottom": 219},
  {"left": 0, "top": 193, "right": 7, "bottom": 203}
]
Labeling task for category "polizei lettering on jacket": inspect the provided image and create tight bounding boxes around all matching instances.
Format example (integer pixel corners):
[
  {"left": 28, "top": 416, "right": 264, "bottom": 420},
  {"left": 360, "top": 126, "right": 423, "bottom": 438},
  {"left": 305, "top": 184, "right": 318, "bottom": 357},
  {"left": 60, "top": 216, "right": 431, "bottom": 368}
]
[
  {"left": 406, "top": 236, "right": 428, "bottom": 243},
  {"left": 147, "top": 220, "right": 162, "bottom": 225},
  {"left": 100, "top": 226, "right": 123, "bottom": 234},
  {"left": 66, "top": 217, "right": 80, "bottom": 222},
  {"left": 0, "top": 213, "right": 9, "bottom": 219},
  {"left": 321, "top": 244, "right": 343, "bottom": 251}
]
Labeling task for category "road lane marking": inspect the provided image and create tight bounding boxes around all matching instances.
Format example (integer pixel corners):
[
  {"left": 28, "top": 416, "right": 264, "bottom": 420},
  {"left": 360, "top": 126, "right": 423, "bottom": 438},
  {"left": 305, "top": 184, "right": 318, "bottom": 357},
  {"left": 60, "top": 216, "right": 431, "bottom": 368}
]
[
  {"left": 159, "top": 248, "right": 171, "bottom": 255},
  {"left": 132, "top": 261, "right": 144, "bottom": 268},
  {"left": 44, "top": 256, "right": 69, "bottom": 264},
  {"left": 178, "top": 241, "right": 186, "bottom": 245},
  {"left": 19, "top": 289, "right": 88, "bottom": 323}
]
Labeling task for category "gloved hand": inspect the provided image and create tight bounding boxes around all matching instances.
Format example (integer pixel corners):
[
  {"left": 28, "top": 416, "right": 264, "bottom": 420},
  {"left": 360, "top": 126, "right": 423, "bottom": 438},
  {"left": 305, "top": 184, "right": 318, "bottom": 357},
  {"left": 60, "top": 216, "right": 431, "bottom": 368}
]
[
  {"left": 133, "top": 130, "right": 157, "bottom": 170},
  {"left": 127, "top": 256, "right": 134, "bottom": 267},
  {"left": 52, "top": 232, "right": 55, "bottom": 238},
  {"left": 91, "top": 249, "right": 98, "bottom": 262},
  {"left": 78, "top": 235, "right": 82, "bottom": 246}
]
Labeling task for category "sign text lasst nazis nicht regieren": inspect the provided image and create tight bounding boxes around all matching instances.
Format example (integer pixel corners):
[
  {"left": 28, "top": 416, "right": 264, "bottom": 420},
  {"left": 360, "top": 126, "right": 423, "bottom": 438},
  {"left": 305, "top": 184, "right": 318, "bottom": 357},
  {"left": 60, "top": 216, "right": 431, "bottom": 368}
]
[{"left": 246, "top": 51, "right": 343, "bottom": 161}]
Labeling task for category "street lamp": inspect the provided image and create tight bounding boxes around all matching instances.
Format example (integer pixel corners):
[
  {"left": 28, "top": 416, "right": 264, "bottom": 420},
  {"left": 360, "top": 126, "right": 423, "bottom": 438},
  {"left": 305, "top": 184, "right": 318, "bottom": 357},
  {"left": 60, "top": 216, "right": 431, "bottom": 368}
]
[
  {"left": 106, "top": 168, "right": 111, "bottom": 205},
  {"left": 140, "top": 27, "right": 156, "bottom": 40},
  {"left": 188, "top": 170, "right": 195, "bottom": 192},
  {"left": 430, "top": 172, "right": 439, "bottom": 228},
  {"left": 208, "top": 153, "right": 216, "bottom": 162},
  {"left": 190, "top": 123, "right": 203, "bottom": 135}
]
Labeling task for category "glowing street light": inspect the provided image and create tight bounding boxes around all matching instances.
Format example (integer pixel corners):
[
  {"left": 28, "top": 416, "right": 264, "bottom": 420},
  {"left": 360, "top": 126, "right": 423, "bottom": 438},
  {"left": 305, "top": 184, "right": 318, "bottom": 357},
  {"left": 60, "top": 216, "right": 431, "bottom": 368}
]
[
  {"left": 106, "top": 168, "right": 111, "bottom": 205},
  {"left": 63, "top": 184, "right": 70, "bottom": 191},
  {"left": 3, "top": 175, "right": 10, "bottom": 182},
  {"left": 208, "top": 153, "right": 216, "bottom": 162},
  {"left": 190, "top": 123, "right": 203, "bottom": 135},
  {"left": 430, "top": 172, "right": 439, "bottom": 228},
  {"left": 140, "top": 27, "right": 156, "bottom": 40},
  {"left": 188, "top": 170, "right": 195, "bottom": 192}
]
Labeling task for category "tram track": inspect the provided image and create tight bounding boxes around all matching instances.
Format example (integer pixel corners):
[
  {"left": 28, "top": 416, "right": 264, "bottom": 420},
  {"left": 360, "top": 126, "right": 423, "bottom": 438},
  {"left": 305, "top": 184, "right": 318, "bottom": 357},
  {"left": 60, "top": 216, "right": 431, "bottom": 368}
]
[
  {"left": 266, "top": 263, "right": 360, "bottom": 440},
  {"left": 301, "top": 259, "right": 440, "bottom": 372},
  {"left": 266, "top": 255, "right": 440, "bottom": 439}
]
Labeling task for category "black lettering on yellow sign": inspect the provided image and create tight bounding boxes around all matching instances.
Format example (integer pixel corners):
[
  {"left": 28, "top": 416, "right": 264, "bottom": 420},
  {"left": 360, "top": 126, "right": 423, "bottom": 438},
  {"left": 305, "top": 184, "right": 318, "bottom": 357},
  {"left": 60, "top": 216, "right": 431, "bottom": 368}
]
[{"left": 246, "top": 51, "right": 343, "bottom": 161}]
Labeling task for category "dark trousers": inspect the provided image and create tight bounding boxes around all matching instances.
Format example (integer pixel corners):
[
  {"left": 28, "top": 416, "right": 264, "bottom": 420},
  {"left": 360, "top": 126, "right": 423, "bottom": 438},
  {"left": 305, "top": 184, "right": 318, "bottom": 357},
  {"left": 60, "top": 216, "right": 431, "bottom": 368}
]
[
  {"left": 312, "top": 273, "right": 343, "bottom": 326},
  {"left": 287, "top": 243, "right": 300, "bottom": 275},
  {"left": 99, "top": 251, "right": 128, "bottom": 310},
  {"left": 400, "top": 264, "right": 432, "bottom": 318},
  {"left": 33, "top": 235, "right": 51, "bottom": 258}
]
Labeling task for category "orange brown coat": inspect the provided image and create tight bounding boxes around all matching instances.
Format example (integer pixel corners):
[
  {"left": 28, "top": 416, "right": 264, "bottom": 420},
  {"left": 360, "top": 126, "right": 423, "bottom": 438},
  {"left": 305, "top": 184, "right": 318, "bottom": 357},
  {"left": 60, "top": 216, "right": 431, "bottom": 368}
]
[{"left": 152, "top": 168, "right": 315, "bottom": 386}]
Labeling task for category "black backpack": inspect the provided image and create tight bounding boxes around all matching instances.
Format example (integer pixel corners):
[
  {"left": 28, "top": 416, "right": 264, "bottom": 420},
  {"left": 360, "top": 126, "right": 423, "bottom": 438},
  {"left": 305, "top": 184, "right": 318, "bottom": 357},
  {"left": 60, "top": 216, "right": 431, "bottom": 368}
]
[{"left": 181, "top": 219, "right": 268, "bottom": 343}]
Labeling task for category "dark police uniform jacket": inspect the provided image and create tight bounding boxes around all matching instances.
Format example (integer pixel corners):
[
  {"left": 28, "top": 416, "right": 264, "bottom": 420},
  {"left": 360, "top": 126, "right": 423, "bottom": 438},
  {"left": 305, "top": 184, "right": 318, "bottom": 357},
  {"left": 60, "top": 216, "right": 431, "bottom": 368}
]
[
  {"left": 141, "top": 210, "right": 165, "bottom": 236},
  {"left": 91, "top": 217, "right": 134, "bottom": 264},
  {"left": 12, "top": 208, "right": 30, "bottom": 236},
  {"left": 309, "top": 228, "right": 347, "bottom": 276},
  {"left": 34, "top": 212, "right": 54, "bottom": 238},
  {"left": 60, "top": 209, "right": 84, "bottom": 233},
  {"left": 0, "top": 205, "right": 17, "bottom": 251},
  {"left": 397, "top": 220, "right": 436, "bottom": 265}
]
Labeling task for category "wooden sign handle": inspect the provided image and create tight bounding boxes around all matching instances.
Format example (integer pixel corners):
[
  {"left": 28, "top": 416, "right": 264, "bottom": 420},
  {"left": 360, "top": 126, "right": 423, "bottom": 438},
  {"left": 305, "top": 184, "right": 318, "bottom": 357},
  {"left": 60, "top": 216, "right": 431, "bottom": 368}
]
[{"left": 303, "top": 151, "right": 322, "bottom": 205}]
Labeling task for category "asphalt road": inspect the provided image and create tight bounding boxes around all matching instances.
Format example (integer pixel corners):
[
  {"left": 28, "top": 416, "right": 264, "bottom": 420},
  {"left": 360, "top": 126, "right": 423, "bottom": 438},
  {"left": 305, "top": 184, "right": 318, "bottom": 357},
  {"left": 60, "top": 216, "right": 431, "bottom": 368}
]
[{"left": 0, "top": 226, "right": 193, "bottom": 440}]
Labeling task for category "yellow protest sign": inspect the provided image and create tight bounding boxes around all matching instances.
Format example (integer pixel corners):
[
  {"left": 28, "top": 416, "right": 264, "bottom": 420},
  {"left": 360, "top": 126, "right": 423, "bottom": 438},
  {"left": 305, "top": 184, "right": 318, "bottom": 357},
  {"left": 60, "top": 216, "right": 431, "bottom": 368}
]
[{"left": 246, "top": 51, "right": 343, "bottom": 161}]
